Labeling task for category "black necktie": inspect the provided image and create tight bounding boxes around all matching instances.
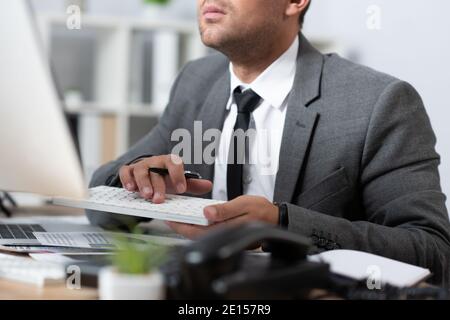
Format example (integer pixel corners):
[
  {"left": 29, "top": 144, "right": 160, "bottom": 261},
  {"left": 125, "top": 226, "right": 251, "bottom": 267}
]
[{"left": 227, "top": 87, "right": 262, "bottom": 200}]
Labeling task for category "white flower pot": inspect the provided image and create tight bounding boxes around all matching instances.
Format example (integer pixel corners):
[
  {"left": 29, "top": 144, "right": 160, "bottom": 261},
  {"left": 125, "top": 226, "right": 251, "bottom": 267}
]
[{"left": 99, "top": 267, "right": 165, "bottom": 300}]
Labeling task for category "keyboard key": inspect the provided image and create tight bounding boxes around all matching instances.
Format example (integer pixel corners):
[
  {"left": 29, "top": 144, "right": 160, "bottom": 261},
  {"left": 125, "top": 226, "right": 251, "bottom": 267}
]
[
  {"left": 0, "top": 225, "right": 13, "bottom": 239},
  {"left": 25, "top": 232, "right": 36, "bottom": 239},
  {"left": 8, "top": 225, "right": 27, "bottom": 239},
  {"left": 20, "top": 225, "right": 33, "bottom": 232},
  {"left": 0, "top": 231, "right": 14, "bottom": 239},
  {"left": 31, "top": 225, "right": 46, "bottom": 232}
]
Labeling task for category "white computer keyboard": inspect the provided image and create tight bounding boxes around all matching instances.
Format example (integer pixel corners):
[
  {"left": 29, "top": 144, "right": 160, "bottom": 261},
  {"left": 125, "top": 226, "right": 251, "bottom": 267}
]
[
  {"left": 0, "top": 253, "right": 66, "bottom": 286},
  {"left": 53, "top": 186, "right": 225, "bottom": 226}
]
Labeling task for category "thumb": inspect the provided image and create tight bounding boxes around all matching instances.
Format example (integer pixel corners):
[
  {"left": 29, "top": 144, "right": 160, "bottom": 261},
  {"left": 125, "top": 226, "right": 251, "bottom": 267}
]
[
  {"left": 204, "top": 197, "right": 248, "bottom": 222},
  {"left": 186, "top": 179, "right": 213, "bottom": 195}
]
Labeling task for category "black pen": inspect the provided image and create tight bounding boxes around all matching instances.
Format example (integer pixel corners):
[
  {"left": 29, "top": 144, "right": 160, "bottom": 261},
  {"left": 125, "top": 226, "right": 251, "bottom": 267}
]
[{"left": 148, "top": 167, "right": 203, "bottom": 180}]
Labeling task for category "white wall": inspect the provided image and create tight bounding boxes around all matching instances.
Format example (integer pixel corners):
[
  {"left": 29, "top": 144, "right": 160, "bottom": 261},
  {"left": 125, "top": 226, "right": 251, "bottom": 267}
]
[{"left": 304, "top": 0, "right": 450, "bottom": 207}]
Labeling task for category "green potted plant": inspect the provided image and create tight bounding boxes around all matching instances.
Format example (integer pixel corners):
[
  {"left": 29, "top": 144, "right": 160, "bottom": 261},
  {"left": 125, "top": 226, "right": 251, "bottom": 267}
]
[
  {"left": 142, "top": 0, "right": 171, "bottom": 19},
  {"left": 99, "top": 232, "right": 168, "bottom": 300}
]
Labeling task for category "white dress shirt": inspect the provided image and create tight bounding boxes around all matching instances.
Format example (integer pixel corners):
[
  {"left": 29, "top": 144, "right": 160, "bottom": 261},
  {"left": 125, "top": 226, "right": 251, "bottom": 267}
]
[{"left": 212, "top": 37, "right": 299, "bottom": 201}]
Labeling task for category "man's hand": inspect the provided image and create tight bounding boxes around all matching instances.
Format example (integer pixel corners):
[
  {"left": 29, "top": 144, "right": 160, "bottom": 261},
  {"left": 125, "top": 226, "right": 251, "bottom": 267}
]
[
  {"left": 166, "top": 195, "right": 280, "bottom": 239},
  {"left": 118, "top": 155, "right": 212, "bottom": 203}
]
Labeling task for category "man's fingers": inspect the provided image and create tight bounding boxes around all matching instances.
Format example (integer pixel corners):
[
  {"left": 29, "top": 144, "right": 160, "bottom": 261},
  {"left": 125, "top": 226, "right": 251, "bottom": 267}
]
[
  {"left": 133, "top": 164, "right": 153, "bottom": 199},
  {"left": 186, "top": 179, "right": 213, "bottom": 195},
  {"left": 219, "top": 214, "right": 252, "bottom": 228},
  {"left": 166, "top": 216, "right": 251, "bottom": 240},
  {"left": 165, "top": 155, "right": 187, "bottom": 194},
  {"left": 121, "top": 155, "right": 210, "bottom": 203},
  {"left": 204, "top": 196, "right": 250, "bottom": 223},
  {"left": 119, "top": 166, "right": 136, "bottom": 191},
  {"left": 150, "top": 172, "right": 166, "bottom": 204},
  {"left": 166, "top": 221, "right": 209, "bottom": 240}
]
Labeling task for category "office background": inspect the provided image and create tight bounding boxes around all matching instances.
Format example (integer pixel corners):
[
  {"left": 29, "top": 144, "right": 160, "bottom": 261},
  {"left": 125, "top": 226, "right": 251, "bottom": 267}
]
[{"left": 29, "top": 0, "right": 450, "bottom": 212}]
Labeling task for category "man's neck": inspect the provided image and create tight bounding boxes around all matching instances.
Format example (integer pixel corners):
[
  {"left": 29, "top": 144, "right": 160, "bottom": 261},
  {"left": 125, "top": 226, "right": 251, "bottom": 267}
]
[{"left": 230, "top": 33, "right": 298, "bottom": 84}]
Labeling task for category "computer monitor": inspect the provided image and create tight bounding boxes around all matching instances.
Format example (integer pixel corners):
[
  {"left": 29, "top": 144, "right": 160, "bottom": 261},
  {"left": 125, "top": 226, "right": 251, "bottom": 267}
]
[{"left": 0, "top": 0, "right": 86, "bottom": 198}]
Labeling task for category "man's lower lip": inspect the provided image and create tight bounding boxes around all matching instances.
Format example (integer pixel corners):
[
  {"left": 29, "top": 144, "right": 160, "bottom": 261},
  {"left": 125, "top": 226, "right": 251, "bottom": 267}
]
[{"left": 203, "top": 12, "right": 225, "bottom": 20}]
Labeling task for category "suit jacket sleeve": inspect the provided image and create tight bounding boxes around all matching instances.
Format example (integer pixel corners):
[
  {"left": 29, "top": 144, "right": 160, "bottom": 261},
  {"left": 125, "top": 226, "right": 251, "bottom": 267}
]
[
  {"left": 285, "top": 80, "right": 450, "bottom": 285},
  {"left": 86, "top": 63, "right": 190, "bottom": 229}
]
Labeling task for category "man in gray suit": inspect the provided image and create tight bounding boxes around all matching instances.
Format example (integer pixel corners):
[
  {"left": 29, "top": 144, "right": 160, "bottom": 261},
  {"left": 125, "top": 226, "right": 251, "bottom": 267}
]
[{"left": 88, "top": 0, "right": 450, "bottom": 284}]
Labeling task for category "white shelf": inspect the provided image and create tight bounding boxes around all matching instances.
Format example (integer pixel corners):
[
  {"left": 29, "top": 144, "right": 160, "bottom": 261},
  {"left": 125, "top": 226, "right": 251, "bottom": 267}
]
[
  {"left": 65, "top": 103, "right": 121, "bottom": 116},
  {"left": 37, "top": 13, "right": 206, "bottom": 112},
  {"left": 41, "top": 13, "right": 123, "bottom": 29},
  {"left": 65, "top": 103, "right": 162, "bottom": 118},
  {"left": 131, "top": 19, "right": 198, "bottom": 33},
  {"left": 37, "top": 13, "right": 207, "bottom": 181},
  {"left": 128, "top": 105, "right": 163, "bottom": 117},
  {"left": 39, "top": 13, "right": 198, "bottom": 33}
]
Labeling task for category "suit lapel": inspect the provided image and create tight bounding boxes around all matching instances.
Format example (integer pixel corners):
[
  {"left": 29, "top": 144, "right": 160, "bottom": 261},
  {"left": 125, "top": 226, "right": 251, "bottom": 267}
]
[
  {"left": 273, "top": 35, "right": 324, "bottom": 203},
  {"left": 194, "top": 71, "right": 230, "bottom": 188}
]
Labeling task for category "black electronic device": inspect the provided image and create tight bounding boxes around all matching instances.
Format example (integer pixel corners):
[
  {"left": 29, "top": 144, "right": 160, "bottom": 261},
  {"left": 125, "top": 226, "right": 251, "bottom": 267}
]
[{"left": 163, "top": 222, "right": 331, "bottom": 299}]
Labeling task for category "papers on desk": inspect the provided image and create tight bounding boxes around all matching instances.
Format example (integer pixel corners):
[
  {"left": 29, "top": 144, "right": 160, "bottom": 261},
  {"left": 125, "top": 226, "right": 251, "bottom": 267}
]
[
  {"left": 308, "top": 249, "right": 431, "bottom": 287},
  {"left": 0, "top": 244, "right": 113, "bottom": 254},
  {"left": 29, "top": 252, "right": 113, "bottom": 264},
  {"left": 34, "top": 232, "right": 117, "bottom": 249},
  {"left": 32, "top": 231, "right": 190, "bottom": 250}
]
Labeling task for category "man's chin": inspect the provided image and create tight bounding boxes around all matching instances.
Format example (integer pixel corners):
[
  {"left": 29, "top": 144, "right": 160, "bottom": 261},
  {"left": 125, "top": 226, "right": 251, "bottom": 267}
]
[{"left": 200, "top": 31, "right": 225, "bottom": 49}]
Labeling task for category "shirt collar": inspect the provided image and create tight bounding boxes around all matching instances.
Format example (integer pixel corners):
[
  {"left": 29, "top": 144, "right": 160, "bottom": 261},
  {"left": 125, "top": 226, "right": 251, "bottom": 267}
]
[{"left": 227, "top": 36, "right": 299, "bottom": 111}]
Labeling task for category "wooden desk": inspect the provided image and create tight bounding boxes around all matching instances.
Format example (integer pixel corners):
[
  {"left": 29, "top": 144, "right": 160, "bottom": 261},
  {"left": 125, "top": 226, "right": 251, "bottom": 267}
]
[
  {"left": 0, "top": 279, "right": 98, "bottom": 300},
  {"left": 0, "top": 205, "right": 98, "bottom": 300}
]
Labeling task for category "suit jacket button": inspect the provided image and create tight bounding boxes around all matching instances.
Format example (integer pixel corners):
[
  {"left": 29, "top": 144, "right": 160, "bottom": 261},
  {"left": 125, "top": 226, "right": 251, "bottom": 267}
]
[
  {"left": 326, "top": 241, "right": 337, "bottom": 251},
  {"left": 243, "top": 175, "right": 253, "bottom": 185},
  {"left": 311, "top": 230, "right": 320, "bottom": 245},
  {"left": 318, "top": 238, "right": 328, "bottom": 248}
]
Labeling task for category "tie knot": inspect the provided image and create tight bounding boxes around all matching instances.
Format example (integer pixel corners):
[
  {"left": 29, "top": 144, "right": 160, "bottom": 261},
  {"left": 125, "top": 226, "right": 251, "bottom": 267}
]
[{"left": 233, "top": 87, "right": 262, "bottom": 114}]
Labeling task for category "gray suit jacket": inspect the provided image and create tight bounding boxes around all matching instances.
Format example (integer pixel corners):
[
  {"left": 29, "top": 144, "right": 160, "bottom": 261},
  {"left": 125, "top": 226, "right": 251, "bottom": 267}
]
[{"left": 88, "top": 35, "right": 450, "bottom": 285}]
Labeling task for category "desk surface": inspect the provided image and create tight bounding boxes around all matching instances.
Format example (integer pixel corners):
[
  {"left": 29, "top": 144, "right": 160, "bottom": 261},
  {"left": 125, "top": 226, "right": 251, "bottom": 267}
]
[
  {"left": 0, "top": 279, "right": 98, "bottom": 300},
  {"left": 0, "top": 205, "right": 98, "bottom": 300}
]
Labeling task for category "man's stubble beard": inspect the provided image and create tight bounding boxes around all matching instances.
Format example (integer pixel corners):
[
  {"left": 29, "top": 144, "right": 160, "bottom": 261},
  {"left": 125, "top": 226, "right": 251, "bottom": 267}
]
[{"left": 200, "top": 19, "right": 280, "bottom": 65}]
